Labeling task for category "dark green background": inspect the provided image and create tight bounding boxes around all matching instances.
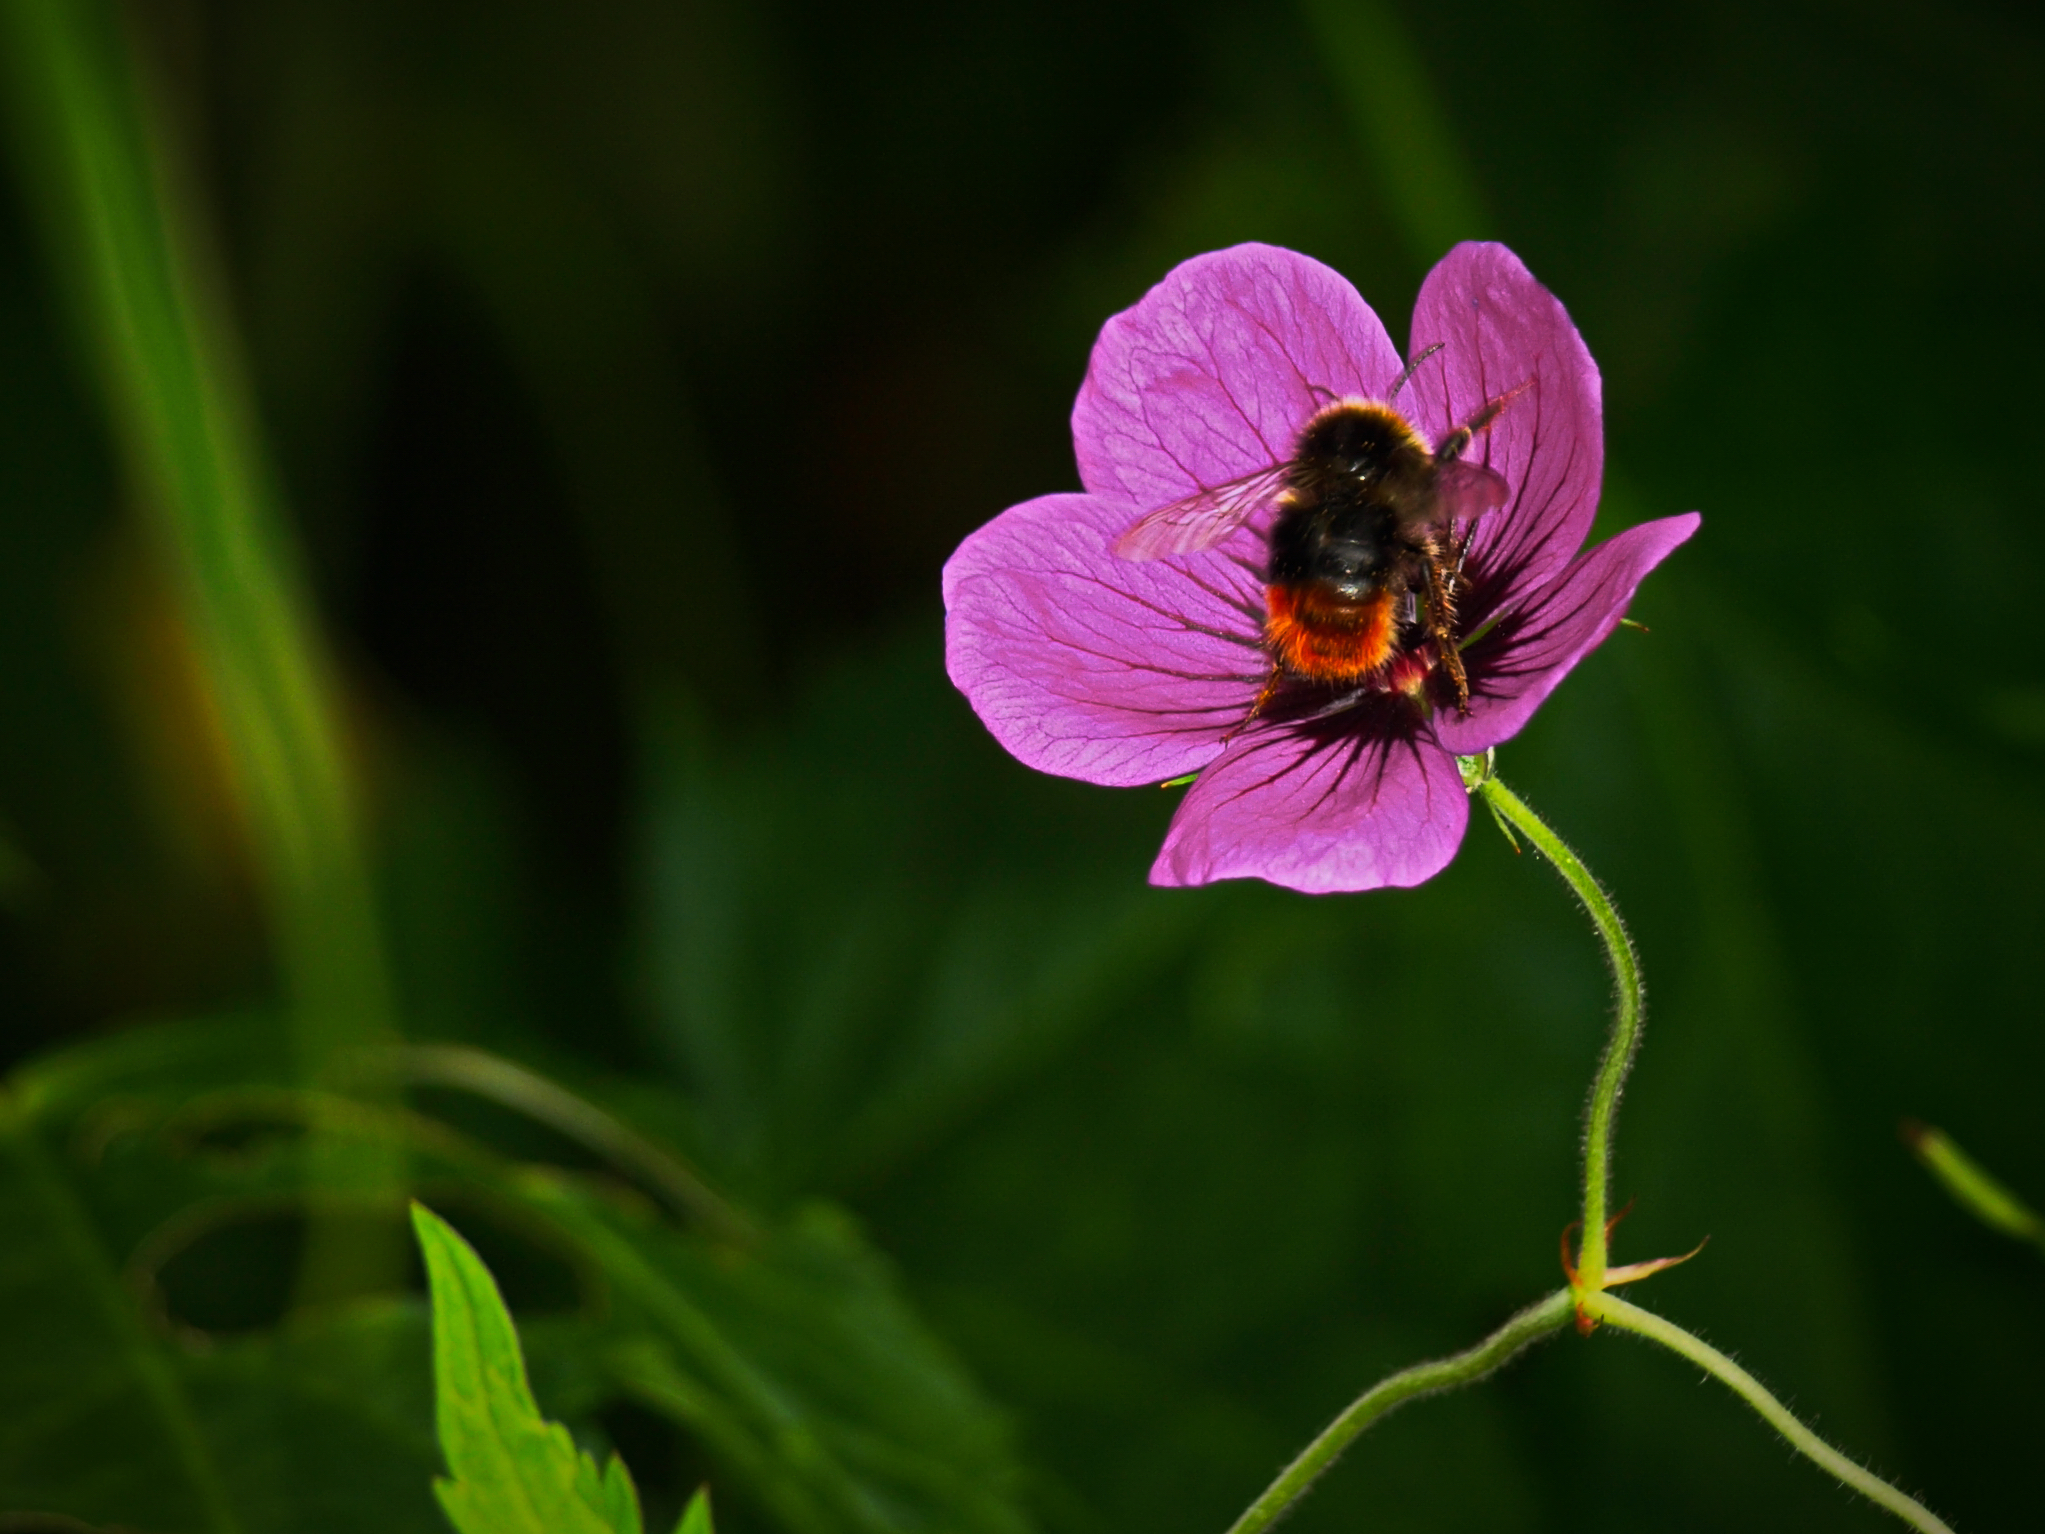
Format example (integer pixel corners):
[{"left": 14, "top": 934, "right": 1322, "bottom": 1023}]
[{"left": 0, "top": 0, "right": 2039, "bottom": 1530}]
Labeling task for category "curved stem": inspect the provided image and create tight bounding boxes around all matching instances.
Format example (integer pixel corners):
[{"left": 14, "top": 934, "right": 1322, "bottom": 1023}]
[
  {"left": 1585, "top": 1293, "right": 1955, "bottom": 1534},
  {"left": 1222, "top": 1291, "right": 1572, "bottom": 1534},
  {"left": 1478, "top": 777, "right": 1641, "bottom": 1287}
]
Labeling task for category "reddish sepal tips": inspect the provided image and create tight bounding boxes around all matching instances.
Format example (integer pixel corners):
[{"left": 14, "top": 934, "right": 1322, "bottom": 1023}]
[
  {"left": 1602, "top": 1239, "right": 1710, "bottom": 1287},
  {"left": 1558, "top": 1220, "right": 1596, "bottom": 1335},
  {"left": 1559, "top": 1201, "right": 1706, "bottom": 1335}
]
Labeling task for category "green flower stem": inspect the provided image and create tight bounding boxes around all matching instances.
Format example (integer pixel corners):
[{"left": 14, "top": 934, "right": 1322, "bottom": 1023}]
[
  {"left": 1476, "top": 777, "right": 1640, "bottom": 1288},
  {"left": 1221, "top": 1291, "right": 1572, "bottom": 1534},
  {"left": 1584, "top": 1292, "right": 1955, "bottom": 1534}
]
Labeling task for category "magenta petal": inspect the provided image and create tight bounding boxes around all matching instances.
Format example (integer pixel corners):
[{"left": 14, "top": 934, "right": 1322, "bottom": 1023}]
[
  {"left": 943, "top": 492, "right": 1267, "bottom": 787},
  {"left": 1151, "top": 728, "right": 1468, "bottom": 893},
  {"left": 1406, "top": 243, "right": 1603, "bottom": 603},
  {"left": 1435, "top": 512, "right": 1702, "bottom": 756},
  {"left": 1072, "top": 244, "right": 1405, "bottom": 512}
]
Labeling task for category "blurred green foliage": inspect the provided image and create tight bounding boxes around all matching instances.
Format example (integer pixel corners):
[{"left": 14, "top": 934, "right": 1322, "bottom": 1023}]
[
  {"left": 0, "top": 0, "right": 2040, "bottom": 1531},
  {"left": 1906, "top": 1122, "right": 2045, "bottom": 1257},
  {"left": 1, "top": 1015, "right": 1031, "bottom": 1533}
]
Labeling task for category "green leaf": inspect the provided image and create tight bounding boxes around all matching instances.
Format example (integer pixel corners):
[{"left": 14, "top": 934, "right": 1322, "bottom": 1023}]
[
  {"left": 675, "top": 1488, "right": 714, "bottom": 1534},
  {"left": 412, "top": 1202, "right": 642, "bottom": 1534}
]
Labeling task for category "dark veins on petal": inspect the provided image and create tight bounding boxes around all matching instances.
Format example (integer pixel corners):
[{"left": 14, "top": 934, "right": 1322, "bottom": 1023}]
[
  {"left": 1212, "top": 718, "right": 1436, "bottom": 829},
  {"left": 1461, "top": 550, "right": 1612, "bottom": 698},
  {"left": 1256, "top": 679, "right": 1431, "bottom": 751},
  {"left": 1452, "top": 393, "right": 1563, "bottom": 618}
]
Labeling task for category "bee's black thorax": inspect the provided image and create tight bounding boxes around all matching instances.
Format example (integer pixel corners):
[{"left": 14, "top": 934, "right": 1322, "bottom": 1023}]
[{"left": 1269, "top": 402, "right": 1435, "bottom": 604}]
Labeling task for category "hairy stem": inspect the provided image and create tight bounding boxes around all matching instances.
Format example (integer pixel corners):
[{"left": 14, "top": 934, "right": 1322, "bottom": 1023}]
[
  {"left": 1585, "top": 1293, "right": 1955, "bottom": 1534},
  {"left": 1478, "top": 777, "right": 1641, "bottom": 1287},
  {"left": 1222, "top": 1291, "right": 1572, "bottom": 1534}
]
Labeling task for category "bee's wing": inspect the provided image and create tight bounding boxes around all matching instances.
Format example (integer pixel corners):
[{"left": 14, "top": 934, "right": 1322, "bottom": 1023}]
[
  {"left": 1433, "top": 459, "right": 1510, "bottom": 526},
  {"left": 1111, "top": 465, "right": 1293, "bottom": 561}
]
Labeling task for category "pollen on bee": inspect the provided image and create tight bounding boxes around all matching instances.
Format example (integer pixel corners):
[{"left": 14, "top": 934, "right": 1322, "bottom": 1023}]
[{"left": 1264, "top": 584, "right": 1399, "bottom": 681}]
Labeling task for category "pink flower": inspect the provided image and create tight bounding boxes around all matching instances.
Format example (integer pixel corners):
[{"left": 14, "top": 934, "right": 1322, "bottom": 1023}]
[{"left": 943, "top": 243, "right": 1698, "bottom": 894}]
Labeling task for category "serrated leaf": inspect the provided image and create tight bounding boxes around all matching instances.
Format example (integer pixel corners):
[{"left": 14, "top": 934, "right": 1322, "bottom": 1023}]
[
  {"left": 2, "top": 1016, "right": 1031, "bottom": 1534},
  {"left": 675, "top": 1487, "right": 714, "bottom": 1534},
  {"left": 412, "top": 1202, "right": 642, "bottom": 1534}
]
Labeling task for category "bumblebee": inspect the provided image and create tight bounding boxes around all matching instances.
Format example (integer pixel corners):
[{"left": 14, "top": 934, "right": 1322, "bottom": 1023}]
[{"left": 1114, "top": 363, "right": 1519, "bottom": 715}]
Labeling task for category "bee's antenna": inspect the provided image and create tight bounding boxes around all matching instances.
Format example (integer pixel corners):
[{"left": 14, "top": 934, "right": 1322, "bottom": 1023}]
[{"left": 1388, "top": 342, "right": 1444, "bottom": 403}]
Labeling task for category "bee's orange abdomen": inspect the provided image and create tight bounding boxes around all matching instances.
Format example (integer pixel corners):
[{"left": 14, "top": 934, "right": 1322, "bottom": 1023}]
[{"left": 1265, "top": 583, "right": 1399, "bottom": 681}]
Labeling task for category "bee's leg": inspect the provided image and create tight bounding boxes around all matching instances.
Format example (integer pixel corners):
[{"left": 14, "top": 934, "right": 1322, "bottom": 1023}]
[
  {"left": 1225, "top": 661, "right": 1285, "bottom": 743},
  {"left": 1451, "top": 519, "right": 1476, "bottom": 570},
  {"left": 1444, "top": 521, "right": 1474, "bottom": 601},
  {"left": 1421, "top": 541, "right": 1471, "bottom": 715}
]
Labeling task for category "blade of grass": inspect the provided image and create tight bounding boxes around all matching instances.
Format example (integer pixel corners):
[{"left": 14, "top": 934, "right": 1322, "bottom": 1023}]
[{"left": 0, "top": 0, "right": 401, "bottom": 1300}]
